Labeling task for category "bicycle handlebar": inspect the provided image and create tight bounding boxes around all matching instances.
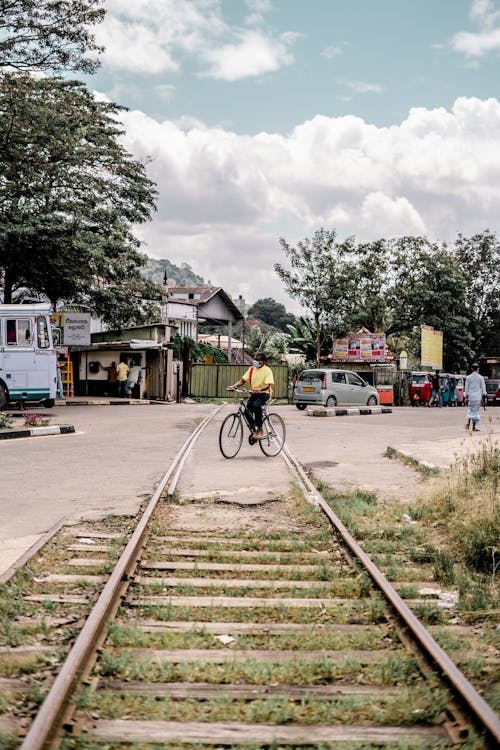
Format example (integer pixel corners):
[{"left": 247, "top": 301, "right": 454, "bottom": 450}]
[{"left": 226, "top": 387, "right": 250, "bottom": 395}]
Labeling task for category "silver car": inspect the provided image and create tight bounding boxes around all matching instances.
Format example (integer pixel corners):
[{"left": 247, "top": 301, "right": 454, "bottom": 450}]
[{"left": 293, "top": 368, "right": 379, "bottom": 410}]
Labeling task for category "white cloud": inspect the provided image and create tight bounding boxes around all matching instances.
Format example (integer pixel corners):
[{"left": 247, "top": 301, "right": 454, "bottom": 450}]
[
  {"left": 199, "top": 29, "right": 296, "bottom": 80},
  {"left": 116, "top": 97, "right": 500, "bottom": 306},
  {"left": 345, "top": 80, "right": 385, "bottom": 94},
  {"left": 96, "top": 0, "right": 298, "bottom": 80},
  {"left": 451, "top": 0, "right": 500, "bottom": 56},
  {"left": 321, "top": 42, "right": 347, "bottom": 60},
  {"left": 154, "top": 83, "right": 176, "bottom": 102},
  {"left": 96, "top": 16, "right": 179, "bottom": 74},
  {"left": 361, "top": 193, "right": 426, "bottom": 237}
]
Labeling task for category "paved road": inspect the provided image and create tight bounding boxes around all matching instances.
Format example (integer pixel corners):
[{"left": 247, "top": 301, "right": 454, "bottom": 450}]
[{"left": 1, "top": 403, "right": 498, "bottom": 575}]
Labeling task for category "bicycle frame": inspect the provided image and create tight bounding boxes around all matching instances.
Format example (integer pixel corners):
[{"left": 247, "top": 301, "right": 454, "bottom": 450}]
[
  {"left": 220, "top": 388, "right": 285, "bottom": 459},
  {"left": 230, "top": 390, "right": 268, "bottom": 434}
]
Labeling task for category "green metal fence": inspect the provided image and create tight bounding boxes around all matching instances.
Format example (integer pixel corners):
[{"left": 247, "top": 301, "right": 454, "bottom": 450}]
[{"left": 190, "top": 364, "right": 289, "bottom": 399}]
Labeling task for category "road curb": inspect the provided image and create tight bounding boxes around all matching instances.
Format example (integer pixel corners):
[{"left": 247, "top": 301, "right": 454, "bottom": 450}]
[
  {"left": 61, "top": 399, "right": 170, "bottom": 406},
  {"left": 306, "top": 406, "right": 392, "bottom": 417},
  {"left": 0, "top": 425, "right": 75, "bottom": 440}
]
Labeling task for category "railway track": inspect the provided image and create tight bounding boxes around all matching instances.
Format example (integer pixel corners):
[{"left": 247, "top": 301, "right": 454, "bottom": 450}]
[{"left": 0, "top": 404, "right": 498, "bottom": 749}]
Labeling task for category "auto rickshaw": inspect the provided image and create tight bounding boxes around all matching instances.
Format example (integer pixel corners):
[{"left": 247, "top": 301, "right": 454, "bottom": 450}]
[{"left": 409, "top": 371, "right": 432, "bottom": 406}]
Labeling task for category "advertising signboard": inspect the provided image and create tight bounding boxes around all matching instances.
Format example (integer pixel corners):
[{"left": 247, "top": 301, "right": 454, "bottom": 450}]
[
  {"left": 50, "top": 312, "right": 91, "bottom": 346},
  {"left": 420, "top": 325, "right": 443, "bottom": 370},
  {"left": 333, "top": 333, "right": 386, "bottom": 362}
]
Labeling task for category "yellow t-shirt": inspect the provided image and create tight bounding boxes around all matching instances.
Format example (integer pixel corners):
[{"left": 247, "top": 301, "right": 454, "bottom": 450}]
[{"left": 243, "top": 364, "right": 274, "bottom": 394}]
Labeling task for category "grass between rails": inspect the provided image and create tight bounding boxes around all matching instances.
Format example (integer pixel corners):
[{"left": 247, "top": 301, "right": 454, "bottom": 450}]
[
  {"left": 75, "top": 685, "right": 449, "bottom": 725},
  {"left": 53, "top": 741, "right": 478, "bottom": 750},
  {"left": 95, "top": 649, "right": 422, "bottom": 686},
  {"left": 106, "top": 622, "right": 396, "bottom": 652},
  {"left": 122, "top": 598, "right": 390, "bottom": 626}
]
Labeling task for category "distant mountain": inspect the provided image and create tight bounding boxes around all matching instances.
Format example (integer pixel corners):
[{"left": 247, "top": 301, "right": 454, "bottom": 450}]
[{"left": 142, "top": 258, "right": 205, "bottom": 287}]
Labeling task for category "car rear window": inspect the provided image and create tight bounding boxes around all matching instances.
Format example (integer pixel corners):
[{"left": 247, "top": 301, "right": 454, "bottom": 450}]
[{"left": 299, "top": 370, "right": 324, "bottom": 381}]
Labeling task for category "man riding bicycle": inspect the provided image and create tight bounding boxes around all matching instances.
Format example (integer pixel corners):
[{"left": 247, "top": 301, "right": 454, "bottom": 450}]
[{"left": 229, "top": 352, "right": 274, "bottom": 439}]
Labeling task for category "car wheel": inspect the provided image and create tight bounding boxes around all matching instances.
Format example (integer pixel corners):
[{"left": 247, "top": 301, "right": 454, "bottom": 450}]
[
  {"left": 326, "top": 395, "right": 337, "bottom": 407},
  {"left": 44, "top": 399, "right": 55, "bottom": 409},
  {"left": 296, "top": 403, "right": 307, "bottom": 411},
  {"left": 367, "top": 395, "right": 378, "bottom": 406}
]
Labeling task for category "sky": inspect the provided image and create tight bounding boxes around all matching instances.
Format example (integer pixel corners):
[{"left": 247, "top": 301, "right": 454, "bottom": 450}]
[{"left": 85, "top": 0, "right": 500, "bottom": 312}]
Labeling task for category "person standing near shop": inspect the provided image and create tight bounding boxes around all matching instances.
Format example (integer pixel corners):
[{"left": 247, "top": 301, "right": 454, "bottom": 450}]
[
  {"left": 464, "top": 363, "right": 487, "bottom": 431},
  {"left": 101, "top": 361, "right": 117, "bottom": 397},
  {"left": 127, "top": 358, "right": 142, "bottom": 398},
  {"left": 116, "top": 359, "right": 129, "bottom": 398},
  {"left": 429, "top": 370, "right": 442, "bottom": 407}
]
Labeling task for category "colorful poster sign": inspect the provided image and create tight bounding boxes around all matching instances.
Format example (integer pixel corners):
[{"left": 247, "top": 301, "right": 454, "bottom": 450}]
[
  {"left": 333, "top": 333, "right": 386, "bottom": 361},
  {"left": 420, "top": 325, "right": 443, "bottom": 370}
]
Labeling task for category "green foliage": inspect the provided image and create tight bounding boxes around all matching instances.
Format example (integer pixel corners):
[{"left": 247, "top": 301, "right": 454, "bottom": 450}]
[
  {"left": 461, "top": 520, "right": 499, "bottom": 575},
  {"left": 275, "top": 228, "right": 355, "bottom": 365},
  {"left": 0, "top": 0, "right": 105, "bottom": 74},
  {"left": 171, "top": 335, "right": 228, "bottom": 364},
  {"left": 454, "top": 229, "right": 500, "bottom": 357},
  {"left": 276, "top": 228, "right": 499, "bottom": 371},
  {"left": 286, "top": 315, "right": 331, "bottom": 363},
  {"left": 387, "top": 236, "right": 474, "bottom": 371},
  {"left": 142, "top": 258, "right": 205, "bottom": 287},
  {"left": 0, "top": 73, "right": 161, "bottom": 329},
  {"left": 247, "top": 297, "right": 297, "bottom": 332},
  {"left": 0, "top": 412, "right": 13, "bottom": 429}
]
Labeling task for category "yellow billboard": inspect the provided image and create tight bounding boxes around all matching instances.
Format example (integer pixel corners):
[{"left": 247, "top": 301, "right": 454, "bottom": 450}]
[{"left": 421, "top": 325, "right": 443, "bottom": 370}]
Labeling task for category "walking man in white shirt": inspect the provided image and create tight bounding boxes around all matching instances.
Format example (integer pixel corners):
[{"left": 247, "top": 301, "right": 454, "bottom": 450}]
[{"left": 464, "top": 363, "right": 487, "bottom": 431}]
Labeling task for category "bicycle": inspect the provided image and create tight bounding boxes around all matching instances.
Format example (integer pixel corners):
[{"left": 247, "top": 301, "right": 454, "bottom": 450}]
[{"left": 219, "top": 388, "right": 286, "bottom": 459}]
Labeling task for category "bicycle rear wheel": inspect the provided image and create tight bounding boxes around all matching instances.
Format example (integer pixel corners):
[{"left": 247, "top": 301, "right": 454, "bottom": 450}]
[
  {"left": 259, "top": 413, "right": 286, "bottom": 457},
  {"left": 219, "top": 413, "right": 244, "bottom": 458}
]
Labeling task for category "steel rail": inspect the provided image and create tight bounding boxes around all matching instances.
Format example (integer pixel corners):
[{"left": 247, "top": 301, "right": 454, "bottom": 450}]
[
  {"left": 20, "top": 406, "right": 223, "bottom": 750},
  {"left": 282, "top": 443, "right": 500, "bottom": 745},
  {"left": 0, "top": 516, "right": 67, "bottom": 584}
]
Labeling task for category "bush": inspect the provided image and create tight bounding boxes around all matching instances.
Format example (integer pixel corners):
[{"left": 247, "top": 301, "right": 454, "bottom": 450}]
[
  {"left": 461, "top": 519, "right": 498, "bottom": 575},
  {"left": 0, "top": 412, "right": 14, "bottom": 429}
]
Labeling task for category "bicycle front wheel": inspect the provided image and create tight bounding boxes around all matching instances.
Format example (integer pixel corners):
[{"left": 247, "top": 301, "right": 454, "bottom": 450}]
[
  {"left": 259, "top": 413, "right": 286, "bottom": 457},
  {"left": 219, "top": 413, "right": 244, "bottom": 458}
]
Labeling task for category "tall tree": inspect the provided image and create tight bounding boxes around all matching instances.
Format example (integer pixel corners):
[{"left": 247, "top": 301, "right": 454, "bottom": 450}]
[
  {"left": 344, "top": 239, "right": 391, "bottom": 333},
  {"left": 0, "top": 0, "right": 105, "bottom": 73},
  {"left": 275, "top": 228, "right": 354, "bottom": 365},
  {"left": 0, "top": 73, "right": 161, "bottom": 328},
  {"left": 387, "top": 237, "right": 473, "bottom": 371},
  {"left": 453, "top": 230, "right": 500, "bottom": 358}
]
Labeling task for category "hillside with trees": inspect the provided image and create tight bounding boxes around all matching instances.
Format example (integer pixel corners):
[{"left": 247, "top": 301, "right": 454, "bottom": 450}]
[{"left": 142, "top": 258, "right": 205, "bottom": 287}]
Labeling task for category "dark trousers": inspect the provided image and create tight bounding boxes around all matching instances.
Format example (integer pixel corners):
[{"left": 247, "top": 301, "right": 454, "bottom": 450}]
[
  {"left": 247, "top": 393, "right": 269, "bottom": 429},
  {"left": 117, "top": 380, "right": 127, "bottom": 398}
]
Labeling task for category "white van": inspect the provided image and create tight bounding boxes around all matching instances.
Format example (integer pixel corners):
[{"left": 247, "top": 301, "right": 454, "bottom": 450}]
[{"left": 0, "top": 304, "right": 57, "bottom": 409}]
